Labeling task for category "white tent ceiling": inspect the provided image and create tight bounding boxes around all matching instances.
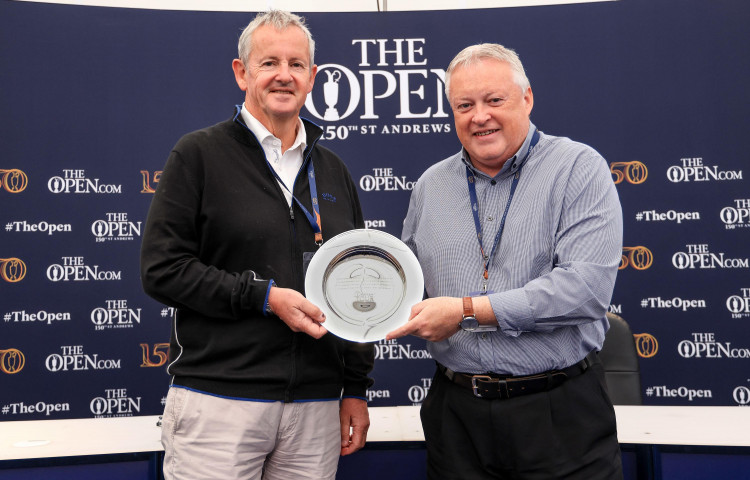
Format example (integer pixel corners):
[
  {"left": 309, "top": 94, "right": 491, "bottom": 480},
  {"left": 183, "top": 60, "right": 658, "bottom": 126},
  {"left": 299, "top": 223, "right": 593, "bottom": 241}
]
[{"left": 14, "top": 0, "right": 615, "bottom": 12}]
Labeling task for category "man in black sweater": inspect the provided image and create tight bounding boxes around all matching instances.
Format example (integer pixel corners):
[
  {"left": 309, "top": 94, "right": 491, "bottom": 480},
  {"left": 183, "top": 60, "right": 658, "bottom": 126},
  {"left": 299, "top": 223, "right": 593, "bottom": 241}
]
[{"left": 140, "top": 10, "right": 374, "bottom": 480}]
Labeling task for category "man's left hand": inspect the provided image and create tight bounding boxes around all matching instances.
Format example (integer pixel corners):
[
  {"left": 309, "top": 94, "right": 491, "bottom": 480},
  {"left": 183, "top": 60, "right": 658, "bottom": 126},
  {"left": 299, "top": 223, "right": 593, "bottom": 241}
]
[{"left": 340, "top": 397, "right": 369, "bottom": 456}]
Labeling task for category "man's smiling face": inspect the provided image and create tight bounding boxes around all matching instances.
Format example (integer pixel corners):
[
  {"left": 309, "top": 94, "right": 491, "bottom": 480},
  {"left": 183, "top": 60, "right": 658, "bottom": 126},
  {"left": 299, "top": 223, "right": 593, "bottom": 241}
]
[
  {"left": 449, "top": 58, "right": 533, "bottom": 177},
  {"left": 237, "top": 24, "right": 317, "bottom": 127}
]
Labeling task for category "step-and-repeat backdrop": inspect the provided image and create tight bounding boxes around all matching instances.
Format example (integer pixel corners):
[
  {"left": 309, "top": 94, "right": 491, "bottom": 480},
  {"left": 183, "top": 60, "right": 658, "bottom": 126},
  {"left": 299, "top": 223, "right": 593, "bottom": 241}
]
[{"left": 2, "top": 0, "right": 748, "bottom": 420}]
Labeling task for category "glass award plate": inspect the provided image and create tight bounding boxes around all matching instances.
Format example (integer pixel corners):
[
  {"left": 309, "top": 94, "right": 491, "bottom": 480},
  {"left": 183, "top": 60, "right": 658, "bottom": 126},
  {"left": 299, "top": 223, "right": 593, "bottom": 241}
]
[{"left": 305, "top": 229, "right": 424, "bottom": 343}]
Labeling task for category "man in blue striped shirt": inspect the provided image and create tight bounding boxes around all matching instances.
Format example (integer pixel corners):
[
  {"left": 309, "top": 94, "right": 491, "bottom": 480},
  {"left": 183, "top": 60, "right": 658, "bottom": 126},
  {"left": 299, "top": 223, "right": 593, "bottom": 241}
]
[{"left": 387, "top": 44, "right": 624, "bottom": 479}]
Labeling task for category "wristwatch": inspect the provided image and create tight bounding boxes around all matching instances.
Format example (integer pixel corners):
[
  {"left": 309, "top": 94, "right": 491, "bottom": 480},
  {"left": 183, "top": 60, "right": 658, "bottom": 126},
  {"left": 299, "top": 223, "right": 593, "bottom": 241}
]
[
  {"left": 459, "top": 296, "right": 479, "bottom": 331},
  {"left": 458, "top": 296, "right": 498, "bottom": 332}
]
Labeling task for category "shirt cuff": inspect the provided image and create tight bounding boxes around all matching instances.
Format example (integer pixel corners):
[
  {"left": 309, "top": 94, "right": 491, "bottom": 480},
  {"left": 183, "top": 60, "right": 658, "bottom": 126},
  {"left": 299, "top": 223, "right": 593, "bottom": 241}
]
[{"left": 489, "top": 288, "right": 535, "bottom": 336}]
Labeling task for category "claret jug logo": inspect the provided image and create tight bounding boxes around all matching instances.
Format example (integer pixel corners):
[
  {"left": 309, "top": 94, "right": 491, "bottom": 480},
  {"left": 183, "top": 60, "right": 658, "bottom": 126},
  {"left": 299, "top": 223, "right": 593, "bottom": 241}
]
[
  {"left": 0, "top": 257, "right": 27, "bottom": 283},
  {"left": 0, "top": 169, "right": 28, "bottom": 193},
  {"left": 303, "top": 38, "right": 451, "bottom": 140},
  {"left": 408, "top": 378, "right": 432, "bottom": 405},
  {"left": 610, "top": 161, "right": 647, "bottom": 185},
  {"left": 619, "top": 246, "right": 653, "bottom": 270},
  {"left": 0, "top": 348, "right": 26, "bottom": 374},
  {"left": 634, "top": 333, "right": 658, "bottom": 358},
  {"left": 733, "top": 386, "right": 750, "bottom": 406}
]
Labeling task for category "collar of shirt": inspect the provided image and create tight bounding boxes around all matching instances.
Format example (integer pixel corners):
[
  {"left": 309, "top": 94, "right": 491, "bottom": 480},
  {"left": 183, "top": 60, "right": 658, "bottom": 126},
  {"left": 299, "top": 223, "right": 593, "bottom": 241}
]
[
  {"left": 460, "top": 122, "right": 537, "bottom": 180},
  {"left": 240, "top": 104, "right": 307, "bottom": 158},
  {"left": 240, "top": 104, "right": 307, "bottom": 206}
]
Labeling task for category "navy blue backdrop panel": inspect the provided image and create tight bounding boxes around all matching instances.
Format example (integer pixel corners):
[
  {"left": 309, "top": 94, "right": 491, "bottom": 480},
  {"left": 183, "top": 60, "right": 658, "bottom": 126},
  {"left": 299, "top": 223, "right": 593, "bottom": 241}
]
[{"left": 1, "top": 0, "right": 749, "bottom": 421}]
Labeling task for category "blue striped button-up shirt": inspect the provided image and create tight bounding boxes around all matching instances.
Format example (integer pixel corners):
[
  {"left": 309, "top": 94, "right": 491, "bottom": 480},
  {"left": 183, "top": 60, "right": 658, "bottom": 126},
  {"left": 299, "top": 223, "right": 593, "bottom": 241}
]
[{"left": 402, "top": 122, "right": 623, "bottom": 375}]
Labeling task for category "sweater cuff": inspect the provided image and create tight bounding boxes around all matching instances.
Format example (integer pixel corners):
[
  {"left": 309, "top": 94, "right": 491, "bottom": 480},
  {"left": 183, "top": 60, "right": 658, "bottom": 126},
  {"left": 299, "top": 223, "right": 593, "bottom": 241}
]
[
  {"left": 262, "top": 279, "right": 276, "bottom": 317},
  {"left": 342, "top": 377, "right": 373, "bottom": 399}
]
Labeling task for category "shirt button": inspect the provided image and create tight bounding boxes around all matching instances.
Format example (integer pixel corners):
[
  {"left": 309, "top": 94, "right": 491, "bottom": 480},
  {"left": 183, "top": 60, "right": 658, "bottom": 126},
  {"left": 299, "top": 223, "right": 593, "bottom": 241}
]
[
  {"left": 490, "top": 180, "right": 497, "bottom": 185},
  {"left": 481, "top": 333, "right": 487, "bottom": 340},
  {"left": 487, "top": 216, "right": 494, "bottom": 222}
]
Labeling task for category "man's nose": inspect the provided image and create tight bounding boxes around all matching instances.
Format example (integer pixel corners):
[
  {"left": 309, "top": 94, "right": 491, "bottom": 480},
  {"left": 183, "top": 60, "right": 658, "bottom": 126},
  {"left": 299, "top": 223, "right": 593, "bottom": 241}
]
[
  {"left": 275, "top": 62, "right": 293, "bottom": 82},
  {"left": 472, "top": 104, "right": 490, "bottom": 124}
]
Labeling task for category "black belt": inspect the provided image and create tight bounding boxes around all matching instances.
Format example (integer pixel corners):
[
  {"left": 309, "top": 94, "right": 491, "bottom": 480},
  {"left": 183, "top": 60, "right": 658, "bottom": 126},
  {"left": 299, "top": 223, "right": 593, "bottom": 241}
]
[{"left": 438, "top": 351, "right": 597, "bottom": 400}]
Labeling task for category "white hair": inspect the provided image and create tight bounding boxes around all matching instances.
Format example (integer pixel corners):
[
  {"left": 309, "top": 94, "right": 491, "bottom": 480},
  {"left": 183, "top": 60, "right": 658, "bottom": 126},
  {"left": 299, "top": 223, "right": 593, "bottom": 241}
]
[
  {"left": 237, "top": 10, "right": 315, "bottom": 67},
  {"left": 444, "top": 43, "right": 530, "bottom": 99}
]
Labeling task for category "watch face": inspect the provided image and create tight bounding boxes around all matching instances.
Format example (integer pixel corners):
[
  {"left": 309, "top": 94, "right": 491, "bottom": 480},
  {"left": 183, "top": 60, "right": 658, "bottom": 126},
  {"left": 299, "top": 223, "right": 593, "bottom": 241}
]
[{"left": 460, "top": 317, "right": 479, "bottom": 331}]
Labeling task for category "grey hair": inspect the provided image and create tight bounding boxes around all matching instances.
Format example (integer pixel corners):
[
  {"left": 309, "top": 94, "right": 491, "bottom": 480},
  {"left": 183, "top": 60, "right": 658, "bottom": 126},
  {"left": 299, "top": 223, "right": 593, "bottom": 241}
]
[
  {"left": 444, "top": 43, "right": 530, "bottom": 99},
  {"left": 237, "top": 10, "right": 315, "bottom": 67}
]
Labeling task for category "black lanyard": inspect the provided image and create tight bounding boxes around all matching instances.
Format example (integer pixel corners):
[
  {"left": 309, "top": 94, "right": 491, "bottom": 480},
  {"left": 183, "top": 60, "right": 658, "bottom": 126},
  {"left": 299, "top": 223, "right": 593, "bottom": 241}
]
[{"left": 465, "top": 128, "right": 539, "bottom": 292}]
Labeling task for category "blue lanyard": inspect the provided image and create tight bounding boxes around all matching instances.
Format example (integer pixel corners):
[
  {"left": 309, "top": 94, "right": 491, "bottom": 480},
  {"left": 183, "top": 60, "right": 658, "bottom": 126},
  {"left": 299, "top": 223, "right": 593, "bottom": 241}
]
[
  {"left": 466, "top": 128, "right": 539, "bottom": 292},
  {"left": 270, "top": 153, "right": 324, "bottom": 245},
  {"left": 234, "top": 106, "right": 324, "bottom": 245}
]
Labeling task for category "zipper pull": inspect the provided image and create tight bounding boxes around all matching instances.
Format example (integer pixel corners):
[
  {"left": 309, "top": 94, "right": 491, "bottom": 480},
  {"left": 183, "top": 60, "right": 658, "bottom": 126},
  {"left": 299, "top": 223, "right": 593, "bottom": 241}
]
[{"left": 289, "top": 206, "right": 295, "bottom": 220}]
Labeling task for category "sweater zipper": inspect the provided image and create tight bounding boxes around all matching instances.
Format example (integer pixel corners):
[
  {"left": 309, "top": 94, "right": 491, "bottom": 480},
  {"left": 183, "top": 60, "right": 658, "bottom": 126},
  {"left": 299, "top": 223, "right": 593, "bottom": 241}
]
[
  {"left": 285, "top": 129, "right": 323, "bottom": 403},
  {"left": 286, "top": 194, "right": 297, "bottom": 402}
]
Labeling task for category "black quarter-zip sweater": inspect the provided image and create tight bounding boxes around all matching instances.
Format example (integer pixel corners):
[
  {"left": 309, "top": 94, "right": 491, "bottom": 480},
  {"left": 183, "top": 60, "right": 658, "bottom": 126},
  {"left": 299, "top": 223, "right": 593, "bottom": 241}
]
[{"left": 140, "top": 109, "right": 374, "bottom": 402}]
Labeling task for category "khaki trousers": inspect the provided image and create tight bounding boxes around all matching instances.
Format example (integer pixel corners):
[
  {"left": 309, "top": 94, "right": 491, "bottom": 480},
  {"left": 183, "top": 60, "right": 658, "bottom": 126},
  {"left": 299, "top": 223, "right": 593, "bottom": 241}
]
[{"left": 161, "top": 386, "right": 340, "bottom": 480}]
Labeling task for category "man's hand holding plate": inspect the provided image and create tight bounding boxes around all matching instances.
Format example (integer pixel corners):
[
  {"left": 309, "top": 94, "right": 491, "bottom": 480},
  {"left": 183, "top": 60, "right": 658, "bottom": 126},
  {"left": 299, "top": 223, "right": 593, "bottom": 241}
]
[{"left": 268, "top": 286, "right": 328, "bottom": 339}]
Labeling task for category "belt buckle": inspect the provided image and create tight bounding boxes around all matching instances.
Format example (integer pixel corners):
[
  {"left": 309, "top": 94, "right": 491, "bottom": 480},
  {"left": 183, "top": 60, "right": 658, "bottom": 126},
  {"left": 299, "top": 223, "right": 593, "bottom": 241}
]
[{"left": 471, "top": 375, "right": 504, "bottom": 398}]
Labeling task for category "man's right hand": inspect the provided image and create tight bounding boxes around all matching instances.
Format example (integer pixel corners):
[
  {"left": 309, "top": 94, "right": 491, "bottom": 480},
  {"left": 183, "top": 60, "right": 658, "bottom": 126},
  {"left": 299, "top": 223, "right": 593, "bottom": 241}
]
[{"left": 267, "top": 286, "right": 328, "bottom": 339}]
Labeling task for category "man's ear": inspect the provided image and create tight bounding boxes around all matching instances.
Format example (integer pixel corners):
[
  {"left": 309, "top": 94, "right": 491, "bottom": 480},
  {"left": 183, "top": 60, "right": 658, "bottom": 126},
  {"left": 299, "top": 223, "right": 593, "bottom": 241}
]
[
  {"left": 307, "top": 64, "right": 318, "bottom": 94},
  {"left": 232, "top": 58, "right": 248, "bottom": 91},
  {"left": 524, "top": 86, "right": 534, "bottom": 116}
]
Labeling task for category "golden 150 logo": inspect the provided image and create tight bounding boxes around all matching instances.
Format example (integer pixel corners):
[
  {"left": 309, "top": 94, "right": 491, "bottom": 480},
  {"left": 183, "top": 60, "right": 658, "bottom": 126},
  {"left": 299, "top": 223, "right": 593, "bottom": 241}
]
[
  {"left": 620, "top": 246, "right": 653, "bottom": 270},
  {"left": 140, "top": 343, "right": 169, "bottom": 367},
  {"left": 140, "top": 170, "right": 162, "bottom": 194},
  {"left": 610, "top": 161, "right": 648, "bottom": 185},
  {"left": 1, "top": 348, "right": 26, "bottom": 374},
  {"left": 634, "top": 333, "right": 658, "bottom": 358},
  {"left": 1, "top": 257, "right": 27, "bottom": 283},
  {"left": 0, "top": 169, "right": 28, "bottom": 193}
]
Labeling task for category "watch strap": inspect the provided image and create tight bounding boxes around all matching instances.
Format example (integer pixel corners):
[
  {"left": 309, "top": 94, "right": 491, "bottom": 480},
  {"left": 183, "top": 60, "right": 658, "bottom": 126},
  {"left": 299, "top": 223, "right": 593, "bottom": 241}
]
[{"left": 462, "top": 296, "right": 474, "bottom": 318}]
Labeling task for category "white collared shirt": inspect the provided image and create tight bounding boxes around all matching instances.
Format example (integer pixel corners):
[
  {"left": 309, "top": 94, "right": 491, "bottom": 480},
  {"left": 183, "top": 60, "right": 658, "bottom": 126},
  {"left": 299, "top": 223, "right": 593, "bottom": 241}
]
[{"left": 241, "top": 105, "right": 307, "bottom": 206}]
